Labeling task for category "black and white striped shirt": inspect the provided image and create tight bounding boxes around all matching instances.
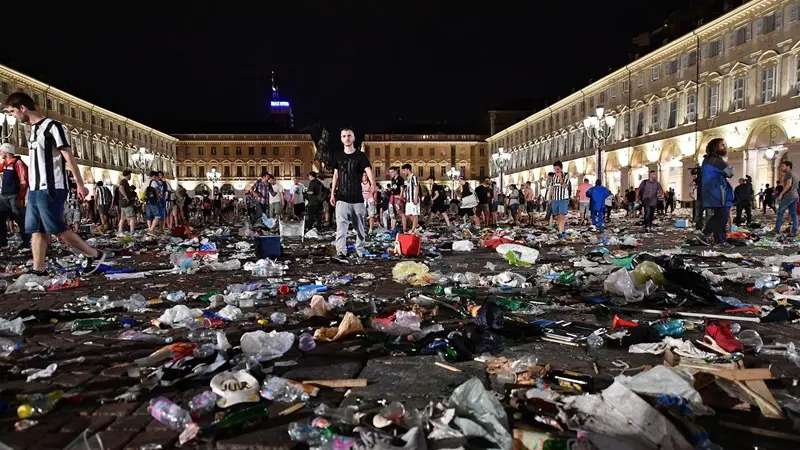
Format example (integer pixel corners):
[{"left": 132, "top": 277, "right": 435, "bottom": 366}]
[
  {"left": 28, "top": 118, "right": 70, "bottom": 193},
  {"left": 548, "top": 172, "right": 571, "bottom": 201},
  {"left": 407, "top": 175, "right": 419, "bottom": 202}
]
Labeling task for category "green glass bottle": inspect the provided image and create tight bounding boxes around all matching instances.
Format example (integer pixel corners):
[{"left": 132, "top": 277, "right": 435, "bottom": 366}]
[
  {"left": 435, "top": 286, "right": 476, "bottom": 296},
  {"left": 543, "top": 439, "right": 569, "bottom": 450},
  {"left": 386, "top": 341, "right": 420, "bottom": 356},
  {"left": 200, "top": 291, "right": 220, "bottom": 302},
  {"left": 71, "top": 318, "right": 120, "bottom": 331},
  {"left": 494, "top": 297, "right": 548, "bottom": 312},
  {"left": 201, "top": 405, "right": 270, "bottom": 436}
]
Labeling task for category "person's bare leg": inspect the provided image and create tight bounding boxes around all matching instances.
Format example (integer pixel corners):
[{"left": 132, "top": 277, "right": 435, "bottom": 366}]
[
  {"left": 31, "top": 232, "right": 49, "bottom": 271},
  {"left": 443, "top": 213, "right": 450, "bottom": 227},
  {"left": 558, "top": 215, "right": 566, "bottom": 233},
  {"left": 401, "top": 214, "right": 407, "bottom": 232},
  {"left": 57, "top": 230, "right": 100, "bottom": 258}
]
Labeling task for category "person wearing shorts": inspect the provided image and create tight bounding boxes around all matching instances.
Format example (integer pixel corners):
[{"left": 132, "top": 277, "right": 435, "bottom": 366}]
[
  {"left": 507, "top": 184, "right": 521, "bottom": 225},
  {"left": 66, "top": 186, "right": 82, "bottom": 232},
  {"left": 577, "top": 178, "right": 591, "bottom": 226},
  {"left": 291, "top": 177, "right": 306, "bottom": 219},
  {"left": 362, "top": 172, "right": 377, "bottom": 234},
  {"left": 457, "top": 177, "right": 481, "bottom": 227},
  {"left": 548, "top": 161, "right": 571, "bottom": 238},
  {"left": 474, "top": 177, "right": 492, "bottom": 226},
  {"left": 4, "top": 91, "right": 106, "bottom": 275},
  {"left": 524, "top": 181, "right": 536, "bottom": 224},
  {"left": 116, "top": 169, "right": 136, "bottom": 235},
  {"left": 428, "top": 176, "right": 451, "bottom": 227},
  {"left": 401, "top": 164, "right": 421, "bottom": 234}
]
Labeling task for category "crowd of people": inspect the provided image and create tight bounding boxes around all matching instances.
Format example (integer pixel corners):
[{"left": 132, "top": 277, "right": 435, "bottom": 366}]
[{"left": 2, "top": 91, "right": 800, "bottom": 266}]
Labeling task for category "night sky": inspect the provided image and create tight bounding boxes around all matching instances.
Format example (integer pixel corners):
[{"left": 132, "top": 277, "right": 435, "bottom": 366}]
[{"left": 4, "top": 1, "right": 699, "bottom": 136}]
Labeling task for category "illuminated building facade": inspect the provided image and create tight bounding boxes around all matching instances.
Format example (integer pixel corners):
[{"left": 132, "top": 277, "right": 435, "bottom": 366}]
[{"left": 488, "top": 0, "right": 800, "bottom": 202}]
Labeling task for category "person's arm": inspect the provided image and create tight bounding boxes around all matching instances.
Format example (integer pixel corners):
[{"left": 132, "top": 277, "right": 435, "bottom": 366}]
[
  {"left": 330, "top": 169, "right": 339, "bottom": 206},
  {"left": 779, "top": 177, "right": 793, "bottom": 200},
  {"left": 365, "top": 166, "right": 377, "bottom": 195}
]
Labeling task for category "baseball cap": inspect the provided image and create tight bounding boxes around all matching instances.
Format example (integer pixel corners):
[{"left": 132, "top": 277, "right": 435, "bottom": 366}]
[
  {"left": 0, "top": 143, "right": 15, "bottom": 154},
  {"left": 210, "top": 370, "right": 260, "bottom": 408}
]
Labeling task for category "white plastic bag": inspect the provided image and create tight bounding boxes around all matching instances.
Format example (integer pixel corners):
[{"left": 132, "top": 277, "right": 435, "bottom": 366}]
[
  {"left": 603, "top": 268, "right": 653, "bottom": 303},
  {"left": 452, "top": 240, "right": 474, "bottom": 252}
]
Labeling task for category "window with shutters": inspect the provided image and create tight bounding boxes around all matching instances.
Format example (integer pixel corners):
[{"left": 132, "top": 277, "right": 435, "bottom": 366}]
[
  {"left": 610, "top": 85, "right": 617, "bottom": 99},
  {"left": 651, "top": 103, "right": 660, "bottom": 132},
  {"left": 236, "top": 166, "right": 243, "bottom": 177},
  {"left": 622, "top": 79, "right": 629, "bottom": 93},
  {"left": 796, "top": 57, "right": 800, "bottom": 93},
  {"left": 762, "top": 66, "right": 776, "bottom": 103},
  {"left": 418, "top": 147, "right": 424, "bottom": 157},
  {"left": 686, "top": 50, "right": 697, "bottom": 67},
  {"left": 687, "top": 92, "right": 697, "bottom": 122},
  {"left": 734, "top": 24, "right": 751, "bottom": 46},
  {"left": 186, "top": 167, "right": 193, "bottom": 178},
  {"left": 668, "top": 100, "right": 678, "bottom": 128},
  {"left": 708, "top": 84, "right": 719, "bottom": 117},
  {"left": 223, "top": 147, "right": 230, "bottom": 156},
  {"left": 248, "top": 146, "right": 254, "bottom": 156},
  {"left": 706, "top": 39, "right": 723, "bottom": 58},
  {"left": 651, "top": 66, "right": 660, "bottom": 81},
  {"left": 261, "top": 146, "right": 266, "bottom": 156},
  {"left": 733, "top": 77, "right": 745, "bottom": 111},
  {"left": 223, "top": 166, "right": 231, "bottom": 178},
  {"left": 637, "top": 72, "right": 645, "bottom": 86},
  {"left": 598, "top": 91, "right": 606, "bottom": 104},
  {"left": 249, "top": 166, "right": 255, "bottom": 177},
  {"left": 636, "top": 110, "right": 645, "bottom": 137},
  {"left": 760, "top": 10, "right": 780, "bottom": 35},
  {"left": 235, "top": 147, "right": 242, "bottom": 156},
  {"left": 624, "top": 113, "right": 631, "bottom": 137},
  {"left": 664, "top": 59, "right": 678, "bottom": 76}
]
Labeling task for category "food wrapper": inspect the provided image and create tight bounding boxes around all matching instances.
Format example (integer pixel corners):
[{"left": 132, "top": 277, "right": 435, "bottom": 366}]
[{"left": 313, "top": 312, "right": 364, "bottom": 341}]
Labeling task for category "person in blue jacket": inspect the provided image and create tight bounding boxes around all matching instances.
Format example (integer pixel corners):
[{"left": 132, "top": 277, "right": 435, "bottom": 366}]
[
  {"left": 586, "top": 179, "right": 611, "bottom": 230},
  {"left": 700, "top": 138, "right": 734, "bottom": 246}
]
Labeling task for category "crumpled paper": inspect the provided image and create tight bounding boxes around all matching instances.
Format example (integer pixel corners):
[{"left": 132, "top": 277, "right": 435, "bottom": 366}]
[
  {"left": 307, "top": 295, "right": 331, "bottom": 317},
  {"left": 157, "top": 305, "right": 203, "bottom": 327},
  {"left": 313, "top": 312, "right": 364, "bottom": 341},
  {"left": 25, "top": 363, "right": 57, "bottom": 382}
]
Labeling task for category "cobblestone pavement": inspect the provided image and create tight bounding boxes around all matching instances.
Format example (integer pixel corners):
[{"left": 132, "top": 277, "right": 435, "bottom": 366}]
[{"left": 1, "top": 210, "right": 799, "bottom": 449}]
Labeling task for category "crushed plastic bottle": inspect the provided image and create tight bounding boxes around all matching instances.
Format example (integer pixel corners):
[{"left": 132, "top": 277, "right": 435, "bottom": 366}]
[
  {"left": 149, "top": 397, "right": 194, "bottom": 431},
  {"left": 298, "top": 333, "right": 316, "bottom": 352},
  {"left": 585, "top": 333, "right": 605, "bottom": 349},
  {"left": 754, "top": 276, "right": 780, "bottom": 290},
  {"left": 0, "top": 337, "right": 22, "bottom": 353},
  {"left": 270, "top": 312, "right": 287, "bottom": 325},
  {"left": 314, "top": 403, "right": 358, "bottom": 424},
  {"left": 326, "top": 295, "right": 347, "bottom": 308},
  {"left": 118, "top": 330, "right": 172, "bottom": 343},
  {"left": 17, "top": 390, "right": 65, "bottom": 419},
  {"left": 260, "top": 376, "right": 310, "bottom": 403},
  {"left": 208, "top": 259, "right": 242, "bottom": 271},
  {"left": 165, "top": 291, "right": 187, "bottom": 302},
  {"left": 188, "top": 391, "right": 217, "bottom": 419},
  {"left": 653, "top": 319, "right": 686, "bottom": 338},
  {"left": 288, "top": 417, "right": 333, "bottom": 445}
]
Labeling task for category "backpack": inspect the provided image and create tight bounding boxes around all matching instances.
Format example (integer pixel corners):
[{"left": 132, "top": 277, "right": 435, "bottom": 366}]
[{"left": 145, "top": 185, "right": 159, "bottom": 204}]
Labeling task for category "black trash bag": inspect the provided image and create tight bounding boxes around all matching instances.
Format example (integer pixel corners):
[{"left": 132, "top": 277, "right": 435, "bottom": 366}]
[
  {"left": 661, "top": 267, "right": 719, "bottom": 305},
  {"left": 606, "top": 325, "right": 662, "bottom": 347},
  {"left": 470, "top": 298, "right": 505, "bottom": 354},
  {"left": 761, "top": 305, "right": 800, "bottom": 323}
]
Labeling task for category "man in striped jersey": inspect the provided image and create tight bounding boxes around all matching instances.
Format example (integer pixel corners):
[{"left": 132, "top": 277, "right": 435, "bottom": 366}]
[
  {"left": 547, "top": 161, "right": 571, "bottom": 238},
  {"left": 3, "top": 92, "right": 106, "bottom": 275}
]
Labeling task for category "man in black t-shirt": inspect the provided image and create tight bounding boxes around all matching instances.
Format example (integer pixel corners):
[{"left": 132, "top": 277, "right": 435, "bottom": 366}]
[
  {"left": 474, "top": 177, "right": 492, "bottom": 226},
  {"left": 388, "top": 166, "right": 406, "bottom": 232},
  {"left": 306, "top": 171, "right": 324, "bottom": 231},
  {"left": 427, "top": 176, "right": 451, "bottom": 227},
  {"left": 330, "top": 128, "right": 376, "bottom": 258}
]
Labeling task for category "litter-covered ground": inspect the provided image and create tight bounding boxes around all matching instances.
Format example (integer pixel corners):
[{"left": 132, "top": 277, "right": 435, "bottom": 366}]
[{"left": 1, "top": 208, "right": 800, "bottom": 450}]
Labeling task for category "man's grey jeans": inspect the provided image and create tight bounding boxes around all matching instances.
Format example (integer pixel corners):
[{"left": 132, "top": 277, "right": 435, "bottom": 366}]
[{"left": 335, "top": 201, "right": 366, "bottom": 255}]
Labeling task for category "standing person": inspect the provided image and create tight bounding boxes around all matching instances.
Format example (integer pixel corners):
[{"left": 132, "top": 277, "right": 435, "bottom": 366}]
[
  {"left": 200, "top": 191, "right": 212, "bottom": 223},
  {"left": 507, "top": 183, "right": 521, "bottom": 225},
  {"left": 116, "top": 170, "right": 136, "bottom": 235},
  {"left": 145, "top": 171, "right": 164, "bottom": 234},
  {"left": 763, "top": 184, "right": 776, "bottom": 214},
  {"left": 699, "top": 138, "right": 735, "bottom": 245},
  {"left": 665, "top": 188, "right": 676, "bottom": 214},
  {"left": 157, "top": 171, "right": 168, "bottom": 226},
  {"left": 2, "top": 91, "right": 106, "bottom": 275},
  {"left": 0, "top": 143, "right": 29, "bottom": 250},
  {"left": 329, "top": 128, "right": 375, "bottom": 259},
  {"left": 290, "top": 177, "right": 306, "bottom": 220},
  {"left": 428, "top": 176, "right": 451, "bottom": 227},
  {"left": 268, "top": 177, "right": 283, "bottom": 219},
  {"left": 95, "top": 181, "right": 112, "bottom": 232},
  {"left": 524, "top": 181, "right": 536, "bottom": 225},
  {"left": 165, "top": 185, "right": 178, "bottom": 229},
  {"left": 733, "top": 178, "right": 753, "bottom": 226},
  {"left": 491, "top": 181, "right": 502, "bottom": 226},
  {"left": 625, "top": 188, "right": 636, "bottom": 218},
  {"left": 586, "top": 179, "right": 611, "bottom": 230},
  {"left": 774, "top": 160, "right": 799, "bottom": 237},
  {"left": 388, "top": 167, "right": 406, "bottom": 232},
  {"left": 543, "top": 173, "right": 555, "bottom": 228},
  {"left": 457, "top": 177, "right": 480, "bottom": 227},
  {"left": 66, "top": 185, "right": 82, "bottom": 232},
  {"left": 547, "top": 161, "right": 571, "bottom": 238},
  {"left": 474, "top": 177, "right": 492, "bottom": 227},
  {"left": 656, "top": 189, "right": 666, "bottom": 216},
  {"left": 252, "top": 173, "right": 270, "bottom": 220},
  {"left": 380, "top": 184, "right": 393, "bottom": 229},
  {"left": 604, "top": 192, "right": 614, "bottom": 223},
  {"left": 758, "top": 188, "right": 765, "bottom": 209},
  {"left": 362, "top": 172, "right": 377, "bottom": 234},
  {"left": 576, "top": 178, "right": 591, "bottom": 226},
  {"left": 305, "top": 171, "right": 324, "bottom": 231},
  {"left": 638, "top": 171, "right": 663, "bottom": 232},
  {"left": 401, "top": 164, "right": 420, "bottom": 234},
  {"left": 212, "top": 187, "right": 223, "bottom": 224}
]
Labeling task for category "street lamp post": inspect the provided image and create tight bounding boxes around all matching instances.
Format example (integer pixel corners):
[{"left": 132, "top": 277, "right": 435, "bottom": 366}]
[
  {"left": 492, "top": 147, "right": 511, "bottom": 193},
  {"left": 764, "top": 145, "right": 783, "bottom": 185},
  {"left": 206, "top": 168, "right": 221, "bottom": 190},
  {"left": 0, "top": 111, "right": 18, "bottom": 143},
  {"left": 582, "top": 106, "right": 616, "bottom": 184},
  {"left": 130, "top": 147, "right": 155, "bottom": 186},
  {"left": 447, "top": 166, "right": 460, "bottom": 200}
]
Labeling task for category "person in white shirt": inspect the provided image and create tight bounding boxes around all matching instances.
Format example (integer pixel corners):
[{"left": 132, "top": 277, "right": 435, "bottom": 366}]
[
  {"left": 291, "top": 177, "right": 306, "bottom": 219},
  {"left": 268, "top": 176, "right": 284, "bottom": 219},
  {"left": 401, "top": 164, "right": 420, "bottom": 234}
]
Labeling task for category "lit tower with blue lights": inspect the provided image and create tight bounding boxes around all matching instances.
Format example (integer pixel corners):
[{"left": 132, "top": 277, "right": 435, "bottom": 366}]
[{"left": 269, "top": 71, "right": 293, "bottom": 129}]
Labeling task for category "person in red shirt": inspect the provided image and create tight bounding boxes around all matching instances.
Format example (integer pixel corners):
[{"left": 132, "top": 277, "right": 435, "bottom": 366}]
[{"left": 0, "top": 143, "right": 30, "bottom": 250}]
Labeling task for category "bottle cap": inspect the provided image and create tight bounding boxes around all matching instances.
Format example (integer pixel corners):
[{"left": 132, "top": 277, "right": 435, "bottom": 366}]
[{"left": 17, "top": 404, "right": 32, "bottom": 419}]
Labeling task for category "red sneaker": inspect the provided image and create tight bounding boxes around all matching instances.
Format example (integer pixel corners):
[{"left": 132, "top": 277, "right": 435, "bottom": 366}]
[{"left": 705, "top": 321, "right": 743, "bottom": 353}]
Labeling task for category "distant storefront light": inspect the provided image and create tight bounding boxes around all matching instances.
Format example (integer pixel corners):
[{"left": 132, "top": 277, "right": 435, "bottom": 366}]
[{"left": 270, "top": 101, "right": 290, "bottom": 107}]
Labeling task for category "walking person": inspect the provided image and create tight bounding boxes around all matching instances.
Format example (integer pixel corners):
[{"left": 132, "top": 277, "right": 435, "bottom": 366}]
[
  {"left": 524, "top": 181, "right": 536, "bottom": 225},
  {"left": 699, "top": 138, "right": 735, "bottom": 246},
  {"left": 475, "top": 177, "right": 492, "bottom": 227},
  {"left": 762, "top": 184, "right": 776, "bottom": 214},
  {"left": 95, "top": 181, "right": 112, "bottom": 232},
  {"left": 330, "top": 128, "right": 375, "bottom": 259},
  {"left": 290, "top": 176, "right": 306, "bottom": 220},
  {"left": 665, "top": 188, "right": 676, "bottom": 215},
  {"left": 0, "top": 142, "right": 30, "bottom": 250},
  {"left": 576, "top": 178, "right": 591, "bottom": 226},
  {"left": 546, "top": 162, "right": 571, "bottom": 238},
  {"left": 66, "top": 185, "right": 82, "bottom": 233},
  {"left": 116, "top": 170, "right": 137, "bottom": 235},
  {"left": 428, "top": 176, "right": 451, "bottom": 228},
  {"left": 252, "top": 173, "right": 270, "bottom": 221},
  {"left": 401, "top": 164, "right": 420, "bottom": 234},
  {"left": 457, "top": 177, "right": 481, "bottom": 227},
  {"left": 2, "top": 91, "right": 106, "bottom": 275},
  {"left": 638, "top": 170, "right": 663, "bottom": 232},
  {"left": 774, "top": 160, "right": 799, "bottom": 237},
  {"left": 145, "top": 171, "right": 164, "bottom": 234},
  {"left": 362, "top": 172, "right": 377, "bottom": 234},
  {"left": 268, "top": 177, "right": 283, "bottom": 220},
  {"left": 733, "top": 178, "right": 753, "bottom": 226},
  {"left": 305, "top": 171, "right": 324, "bottom": 231},
  {"left": 586, "top": 179, "right": 611, "bottom": 230}
]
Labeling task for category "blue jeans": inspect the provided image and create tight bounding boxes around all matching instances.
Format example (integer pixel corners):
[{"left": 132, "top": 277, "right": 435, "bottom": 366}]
[
  {"left": 775, "top": 197, "right": 799, "bottom": 235},
  {"left": 591, "top": 209, "right": 604, "bottom": 228},
  {"left": 25, "top": 189, "right": 68, "bottom": 235}
]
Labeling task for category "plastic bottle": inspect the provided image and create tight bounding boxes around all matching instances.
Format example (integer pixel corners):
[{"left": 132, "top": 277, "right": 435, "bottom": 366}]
[
  {"left": 260, "top": 376, "right": 310, "bottom": 403},
  {"left": 17, "top": 390, "right": 65, "bottom": 419},
  {"left": 270, "top": 312, "right": 287, "bottom": 325},
  {"left": 71, "top": 318, "right": 120, "bottom": 331},
  {"left": 585, "top": 333, "right": 605, "bottom": 349},
  {"left": 327, "top": 295, "right": 347, "bottom": 308},
  {"left": 434, "top": 286, "right": 476, "bottom": 296},
  {"left": 314, "top": 404, "right": 358, "bottom": 424},
  {"left": 188, "top": 391, "right": 217, "bottom": 419},
  {"left": 287, "top": 417, "right": 333, "bottom": 444},
  {"left": 754, "top": 276, "right": 779, "bottom": 290},
  {"left": 494, "top": 297, "right": 547, "bottom": 312},
  {"left": 118, "top": 330, "right": 172, "bottom": 343},
  {"left": 148, "top": 397, "right": 193, "bottom": 431},
  {"left": 653, "top": 319, "right": 686, "bottom": 338},
  {"left": 0, "top": 337, "right": 22, "bottom": 353},
  {"left": 298, "top": 333, "right": 316, "bottom": 352},
  {"left": 165, "top": 291, "right": 187, "bottom": 302}
]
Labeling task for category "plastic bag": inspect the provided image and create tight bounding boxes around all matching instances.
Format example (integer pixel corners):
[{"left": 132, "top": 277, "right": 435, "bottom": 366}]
[
  {"left": 157, "top": 305, "right": 203, "bottom": 327},
  {"left": 313, "top": 312, "right": 364, "bottom": 341},
  {"left": 452, "top": 240, "right": 474, "bottom": 252},
  {"left": 603, "top": 268, "right": 653, "bottom": 303},
  {"left": 496, "top": 243, "right": 539, "bottom": 264},
  {"left": 392, "top": 261, "right": 440, "bottom": 286},
  {"left": 5, "top": 274, "right": 49, "bottom": 294},
  {"left": 631, "top": 261, "right": 665, "bottom": 286},
  {"left": 240, "top": 330, "right": 294, "bottom": 361}
]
